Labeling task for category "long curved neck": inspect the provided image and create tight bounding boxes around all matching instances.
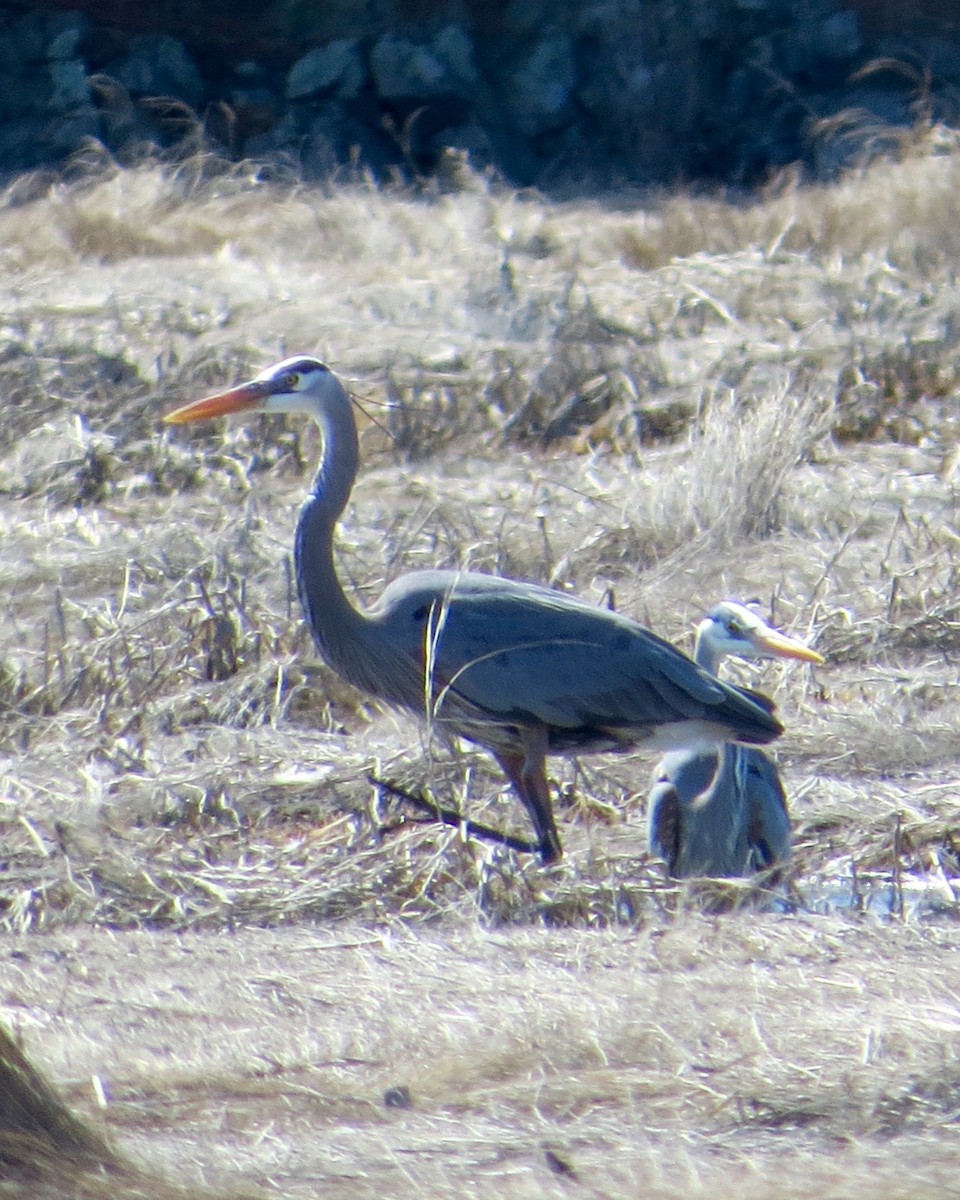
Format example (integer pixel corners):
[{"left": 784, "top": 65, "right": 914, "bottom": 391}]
[
  {"left": 310, "top": 380, "right": 359, "bottom": 522},
  {"left": 294, "top": 388, "right": 375, "bottom": 683},
  {"left": 693, "top": 629, "right": 722, "bottom": 677}
]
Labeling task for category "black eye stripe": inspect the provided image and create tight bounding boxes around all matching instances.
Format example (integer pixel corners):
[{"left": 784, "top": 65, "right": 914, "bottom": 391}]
[{"left": 284, "top": 357, "right": 329, "bottom": 375}]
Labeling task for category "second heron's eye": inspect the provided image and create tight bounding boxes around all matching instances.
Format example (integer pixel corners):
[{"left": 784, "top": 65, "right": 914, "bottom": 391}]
[{"left": 283, "top": 372, "right": 300, "bottom": 390}]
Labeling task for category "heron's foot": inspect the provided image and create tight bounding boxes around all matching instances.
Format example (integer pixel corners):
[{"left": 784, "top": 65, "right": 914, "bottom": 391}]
[{"left": 368, "top": 775, "right": 542, "bottom": 857}]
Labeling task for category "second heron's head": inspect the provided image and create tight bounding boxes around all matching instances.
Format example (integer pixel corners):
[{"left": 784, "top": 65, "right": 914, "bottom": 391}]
[{"left": 697, "top": 600, "right": 824, "bottom": 667}]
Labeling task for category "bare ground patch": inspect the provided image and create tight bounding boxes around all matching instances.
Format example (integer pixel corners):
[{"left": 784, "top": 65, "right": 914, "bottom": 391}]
[{"left": 3, "top": 920, "right": 960, "bottom": 1199}]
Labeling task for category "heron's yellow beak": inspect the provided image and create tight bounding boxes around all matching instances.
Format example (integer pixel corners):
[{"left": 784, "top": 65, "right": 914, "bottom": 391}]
[
  {"left": 163, "top": 380, "right": 270, "bottom": 425},
  {"left": 753, "top": 628, "right": 824, "bottom": 665}
]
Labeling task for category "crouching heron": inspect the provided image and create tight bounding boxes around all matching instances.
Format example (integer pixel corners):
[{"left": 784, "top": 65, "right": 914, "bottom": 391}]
[{"left": 648, "top": 600, "right": 823, "bottom": 878}]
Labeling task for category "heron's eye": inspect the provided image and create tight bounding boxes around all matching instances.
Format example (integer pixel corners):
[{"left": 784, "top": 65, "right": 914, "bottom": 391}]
[{"left": 283, "top": 372, "right": 300, "bottom": 390}]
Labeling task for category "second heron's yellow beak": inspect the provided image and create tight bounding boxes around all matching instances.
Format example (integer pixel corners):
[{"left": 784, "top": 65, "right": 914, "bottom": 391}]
[{"left": 754, "top": 627, "right": 825, "bottom": 665}]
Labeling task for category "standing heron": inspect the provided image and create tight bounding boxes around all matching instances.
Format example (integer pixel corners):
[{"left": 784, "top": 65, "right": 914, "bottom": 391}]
[
  {"left": 648, "top": 601, "right": 823, "bottom": 878},
  {"left": 165, "top": 356, "right": 785, "bottom": 864}
]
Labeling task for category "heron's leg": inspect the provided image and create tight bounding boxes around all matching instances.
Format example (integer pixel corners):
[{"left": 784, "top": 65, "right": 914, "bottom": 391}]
[
  {"left": 495, "top": 726, "right": 563, "bottom": 865},
  {"left": 368, "top": 775, "right": 540, "bottom": 855}
]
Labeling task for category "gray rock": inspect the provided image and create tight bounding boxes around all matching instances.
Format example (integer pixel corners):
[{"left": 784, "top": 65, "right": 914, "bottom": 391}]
[
  {"left": 44, "top": 105, "right": 100, "bottom": 155},
  {"left": 723, "top": 66, "right": 760, "bottom": 119},
  {"left": 247, "top": 108, "right": 302, "bottom": 154},
  {"left": 8, "top": 11, "right": 49, "bottom": 61},
  {"left": 817, "top": 10, "right": 861, "bottom": 60},
  {"left": 918, "top": 37, "right": 960, "bottom": 87},
  {"left": 510, "top": 30, "right": 576, "bottom": 136},
  {"left": 0, "top": 119, "right": 46, "bottom": 166},
  {"left": 689, "top": 0, "right": 723, "bottom": 41},
  {"left": 578, "top": 34, "right": 656, "bottom": 120},
  {"left": 47, "top": 24, "right": 83, "bottom": 61},
  {"left": 0, "top": 0, "right": 945, "bottom": 193},
  {"left": 295, "top": 104, "right": 394, "bottom": 178},
  {"left": 300, "top": 102, "right": 351, "bottom": 175},
  {"left": 224, "top": 86, "right": 278, "bottom": 145},
  {"left": 286, "top": 39, "right": 365, "bottom": 100},
  {"left": 0, "top": 63, "right": 54, "bottom": 118},
  {"left": 48, "top": 59, "right": 90, "bottom": 110},
  {"left": 0, "top": 100, "right": 98, "bottom": 169},
  {"left": 112, "top": 35, "right": 204, "bottom": 108},
  {"left": 503, "top": 0, "right": 553, "bottom": 35},
  {"left": 575, "top": 3, "right": 623, "bottom": 37},
  {"left": 366, "top": 24, "right": 482, "bottom": 107},
  {"left": 432, "top": 25, "right": 479, "bottom": 89},
  {"left": 370, "top": 33, "right": 447, "bottom": 98}
]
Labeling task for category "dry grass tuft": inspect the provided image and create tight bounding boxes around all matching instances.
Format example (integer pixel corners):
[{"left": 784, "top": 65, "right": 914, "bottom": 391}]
[{"left": 0, "top": 1018, "right": 225, "bottom": 1199}]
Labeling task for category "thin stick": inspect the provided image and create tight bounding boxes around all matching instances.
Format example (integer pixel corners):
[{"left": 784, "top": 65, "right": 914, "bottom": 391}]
[{"left": 368, "top": 775, "right": 541, "bottom": 856}]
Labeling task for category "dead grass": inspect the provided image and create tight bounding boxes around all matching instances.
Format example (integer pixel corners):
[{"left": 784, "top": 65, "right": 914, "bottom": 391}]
[
  {"left": 1, "top": 141, "right": 960, "bottom": 1195},
  {"left": 3, "top": 919, "right": 960, "bottom": 1199}
]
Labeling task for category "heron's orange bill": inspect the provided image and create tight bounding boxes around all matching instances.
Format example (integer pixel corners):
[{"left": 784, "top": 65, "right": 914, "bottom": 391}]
[
  {"left": 163, "top": 381, "right": 268, "bottom": 425},
  {"left": 754, "top": 629, "right": 825, "bottom": 665}
]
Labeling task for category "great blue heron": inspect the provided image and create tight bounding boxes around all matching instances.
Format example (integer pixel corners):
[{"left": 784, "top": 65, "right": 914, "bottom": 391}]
[
  {"left": 648, "top": 600, "right": 823, "bottom": 878},
  {"left": 165, "top": 356, "right": 785, "bottom": 864}
]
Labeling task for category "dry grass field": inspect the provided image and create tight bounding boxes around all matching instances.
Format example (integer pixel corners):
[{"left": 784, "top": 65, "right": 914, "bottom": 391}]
[{"left": 1, "top": 136, "right": 960, "bottom": 1197}]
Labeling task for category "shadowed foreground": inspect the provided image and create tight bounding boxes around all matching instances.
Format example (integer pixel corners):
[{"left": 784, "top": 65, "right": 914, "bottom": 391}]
[
  {"left": 3, "top": 918, "right": 959, "bottom": 1199},
  {"left": 0, "top": 1024, "right": 114, "bottom": 1196},
  {"left": 0, "top": 1021, "right": 212, "bottom": 1200}
]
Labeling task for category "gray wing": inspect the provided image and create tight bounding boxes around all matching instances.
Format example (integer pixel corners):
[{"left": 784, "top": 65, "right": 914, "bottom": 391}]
[
  {"left": 740, "top": 749, "right": 791, "bottom": 869},
  {"left": 382, "top": 572, "right": 780, "bottom": 741}
]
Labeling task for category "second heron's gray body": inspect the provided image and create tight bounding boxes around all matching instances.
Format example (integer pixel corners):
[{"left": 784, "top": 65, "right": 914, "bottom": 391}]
[
  {"left": 647, "top": 601, "right": 821, "bottom": 878},
  {"left": 649, "top": 742, "right": 791, "bottom": 878}
]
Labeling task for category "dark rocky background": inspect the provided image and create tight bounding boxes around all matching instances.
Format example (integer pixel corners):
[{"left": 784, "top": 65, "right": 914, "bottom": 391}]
[{"left": 2, "top": 0, "right": 959, "bottom": 193}]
